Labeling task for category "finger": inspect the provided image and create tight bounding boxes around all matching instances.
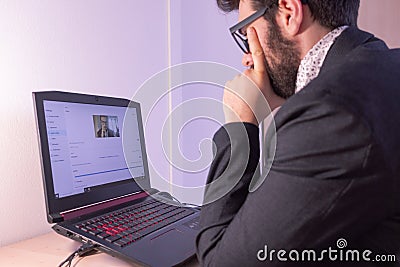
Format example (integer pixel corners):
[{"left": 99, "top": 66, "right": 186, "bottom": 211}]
[
  {"left": 247, "top": 27, "right": 266, "bottom": 73},
  {"left": 242, "top": 53, "right": 254, "bottom": 68}
]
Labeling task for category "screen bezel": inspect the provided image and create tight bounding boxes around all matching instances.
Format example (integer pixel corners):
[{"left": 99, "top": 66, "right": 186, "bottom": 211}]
[{"left": 33, "top": 91, "right": 151, "bottom": 218}]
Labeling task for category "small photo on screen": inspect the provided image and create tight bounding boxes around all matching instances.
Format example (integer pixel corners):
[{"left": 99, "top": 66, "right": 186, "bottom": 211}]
[{"left": 93, "top": 115, "right": 120, "bottom": 138}]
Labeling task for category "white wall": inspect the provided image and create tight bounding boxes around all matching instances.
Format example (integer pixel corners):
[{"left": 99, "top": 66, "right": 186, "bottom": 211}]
[{"left": 0, "top": 0, "right": 168, "bottom": 247}]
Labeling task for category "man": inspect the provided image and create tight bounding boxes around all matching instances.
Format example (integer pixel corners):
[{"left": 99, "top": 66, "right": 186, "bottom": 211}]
[
  {"left": 196, "top": 0, "right": 400, "bottom": 266},
  {"left": 96, "top": 115, "right": 117, "bottom": 138}
]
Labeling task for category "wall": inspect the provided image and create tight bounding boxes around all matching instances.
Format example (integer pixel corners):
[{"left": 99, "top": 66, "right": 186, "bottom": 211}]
[
  {"left": 358, "top": 0, "right": 400, "bottom": 48},
  {"left": 167, "top": 0, "right": 242, "bottom": 205},
  {"left": 0, "top": 0, "right": 168, "bottom": 247}
]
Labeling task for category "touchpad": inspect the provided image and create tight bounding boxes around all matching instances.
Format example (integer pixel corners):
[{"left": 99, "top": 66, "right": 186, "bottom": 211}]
[
  {"left": 127, "top": 227, "right": 197, "bottom": 266},
  {"left": 145, "top": 228, "right": 194, "bottom": 266},
  {"left": 151, "top": 228, "right": 182, "bottom": 243}
]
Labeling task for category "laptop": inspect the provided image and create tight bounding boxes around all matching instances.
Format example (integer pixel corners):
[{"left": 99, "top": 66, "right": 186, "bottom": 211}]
[{"left": 33, "top": 91, "right": 200, "bottom": 267}]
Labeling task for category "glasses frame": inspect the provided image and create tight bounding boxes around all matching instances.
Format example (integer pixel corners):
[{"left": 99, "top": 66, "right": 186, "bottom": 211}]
[
  {"left": 229, "top": 6, "right": 269, "bottom": 54},
  {"left": 229, "top": 0, "right": 308, "bottom": 54}
]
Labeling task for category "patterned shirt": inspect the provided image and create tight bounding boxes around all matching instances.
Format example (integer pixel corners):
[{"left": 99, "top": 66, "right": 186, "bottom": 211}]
[{"left": 295, "top": 26, "right": 349, "bottom": 93}]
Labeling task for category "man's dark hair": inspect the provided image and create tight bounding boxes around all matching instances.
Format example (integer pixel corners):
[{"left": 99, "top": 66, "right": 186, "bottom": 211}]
[{"left": 217, "top": 0, "right": 360, "bottom": 29}]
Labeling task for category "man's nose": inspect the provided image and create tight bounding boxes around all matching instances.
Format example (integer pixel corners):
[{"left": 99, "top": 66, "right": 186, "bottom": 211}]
[{"left": 242, "top": 53, "right": 254, "bottom": 68}]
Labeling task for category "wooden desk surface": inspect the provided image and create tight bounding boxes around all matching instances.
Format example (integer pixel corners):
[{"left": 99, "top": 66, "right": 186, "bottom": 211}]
[{"left": 0, "top": 232, "right": 199, "bottom": 267}]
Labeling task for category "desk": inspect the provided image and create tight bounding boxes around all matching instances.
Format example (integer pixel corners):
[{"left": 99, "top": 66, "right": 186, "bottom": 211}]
[{"left": 0, "top": 232, "right": 199, "bottom": 266}]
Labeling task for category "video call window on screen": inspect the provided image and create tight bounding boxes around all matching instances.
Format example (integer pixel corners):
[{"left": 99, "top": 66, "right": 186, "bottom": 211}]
[{"left": 93, "top": 115, "right": 120, "bottom": 138}]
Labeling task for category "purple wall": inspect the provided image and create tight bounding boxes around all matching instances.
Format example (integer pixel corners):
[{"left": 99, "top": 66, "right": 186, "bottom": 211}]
[{"left": 168, "top": 1, "right": 243, "bottom": 204}]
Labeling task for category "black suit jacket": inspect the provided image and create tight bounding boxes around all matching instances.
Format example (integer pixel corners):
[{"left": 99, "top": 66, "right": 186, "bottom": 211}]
[
  {"left": 96, "top": 128, "right": 116, "bottom": 137},
  {"left": 196, "top": 27, "right": 400, "bottom": 266}
]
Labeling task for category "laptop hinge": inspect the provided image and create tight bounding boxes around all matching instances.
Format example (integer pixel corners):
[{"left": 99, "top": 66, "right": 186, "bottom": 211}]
[
  {"left": 49, "top": 213, "right": 64, "bottom": 223},
  {"left": 60, "top": 191, "right": 149, "bottom": 221},
  {"left": 146, "top": 188, "right": 160, "bottom": 195}
]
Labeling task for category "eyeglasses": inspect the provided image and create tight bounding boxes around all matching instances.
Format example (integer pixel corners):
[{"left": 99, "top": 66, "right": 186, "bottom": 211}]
[
  {"left": 229, "top": 0, "right": 307, "bottom": 54},
  {"left": 229, "top": 6, "right": 268, "bottom": 54}
]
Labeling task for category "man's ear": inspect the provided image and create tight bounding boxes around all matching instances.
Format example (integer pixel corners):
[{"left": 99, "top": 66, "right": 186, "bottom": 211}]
[{"left": 276, "top": 0, "right": 303, "bottom": 36}]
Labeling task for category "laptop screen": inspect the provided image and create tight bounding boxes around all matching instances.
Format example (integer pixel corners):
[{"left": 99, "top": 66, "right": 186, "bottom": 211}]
[
  {"left": 34, "top": 91, "right": 151, "bottom": 219},
  {"left": 43, "top": 100, "right": 145, "bottom": 199}
]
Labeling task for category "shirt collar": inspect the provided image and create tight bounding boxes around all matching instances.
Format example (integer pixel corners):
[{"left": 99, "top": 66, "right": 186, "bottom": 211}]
[{"left": 295, "top": 26, "right": 349, "bottom": 93}]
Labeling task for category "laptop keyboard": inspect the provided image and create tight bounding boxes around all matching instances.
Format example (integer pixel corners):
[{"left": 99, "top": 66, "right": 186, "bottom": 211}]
[{"left": 75, "top": 199, "right": 194, "bottom": 248}]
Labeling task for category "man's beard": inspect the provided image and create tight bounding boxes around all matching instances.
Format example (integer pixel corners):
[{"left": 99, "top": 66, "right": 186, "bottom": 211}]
[{"left": 264, "top": 23, "right": 302, "bottom": 99}]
